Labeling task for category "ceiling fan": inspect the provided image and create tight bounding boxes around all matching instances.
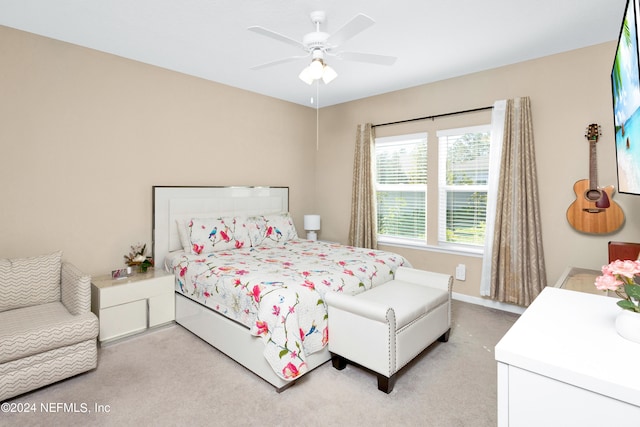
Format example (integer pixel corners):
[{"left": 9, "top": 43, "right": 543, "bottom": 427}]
[{"left": 248, "top": 11, "right": 397, "bottom": 84}]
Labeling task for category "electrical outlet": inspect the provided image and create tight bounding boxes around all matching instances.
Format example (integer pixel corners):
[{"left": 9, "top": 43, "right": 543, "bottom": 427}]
[{"left": 455, "top": 264, "right": 466, "bottom": 281}]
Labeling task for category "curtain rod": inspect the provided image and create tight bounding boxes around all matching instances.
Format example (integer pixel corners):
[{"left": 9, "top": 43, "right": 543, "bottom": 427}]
[{"left": 373, "top": 105, "right": 494, "bottom": 128}]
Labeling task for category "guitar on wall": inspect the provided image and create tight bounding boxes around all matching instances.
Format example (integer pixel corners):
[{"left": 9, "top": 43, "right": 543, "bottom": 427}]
[{"left": 566, "top": 123, "right": 624, "bottom": 234}]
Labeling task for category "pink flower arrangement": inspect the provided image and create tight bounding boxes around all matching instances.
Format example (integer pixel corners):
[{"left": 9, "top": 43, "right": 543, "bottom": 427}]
[
  {"left": 124, "top": 242, "right": 153, "bottom": 272},
  {"left": 595, "top": 259, "right": 640, "bottom": 312}
]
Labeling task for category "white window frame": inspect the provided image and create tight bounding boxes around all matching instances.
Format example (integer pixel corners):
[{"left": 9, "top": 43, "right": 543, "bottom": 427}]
[
  {"left": 374, "top": 132, "right": 428, "bottom": 246},
  {"left": 437, "top": 125, "right": 491, "bottom": 253}
]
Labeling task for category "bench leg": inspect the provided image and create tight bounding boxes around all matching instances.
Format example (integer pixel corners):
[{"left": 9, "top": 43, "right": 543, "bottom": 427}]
[
  {"left": 331, "top": 354, "right": 347, "bottom": 370},
  {"left": 377, "top": 373, "right": 396, "bottom": 394},
  {"left": 438, "top": 328, "right": 451, "bottom": 342}
]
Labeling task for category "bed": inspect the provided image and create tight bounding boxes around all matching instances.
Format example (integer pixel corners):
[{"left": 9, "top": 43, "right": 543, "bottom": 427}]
[{"left": 152, "top": 186, "right": 409, "bottom": 391}]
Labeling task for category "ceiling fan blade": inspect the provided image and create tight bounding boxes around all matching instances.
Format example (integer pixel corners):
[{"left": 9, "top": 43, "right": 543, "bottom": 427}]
[
  {"left": 338, "top": 51, "right": 397, "bottom": 66},
  {"left": 327, "top": 13, "right": 375, "bottom": 47},
  {"left": 250, "top": 54, "right": 309, "bottom": 70},
  {"left": 248, "top": 26, "right": 304, "bottom": 50}
]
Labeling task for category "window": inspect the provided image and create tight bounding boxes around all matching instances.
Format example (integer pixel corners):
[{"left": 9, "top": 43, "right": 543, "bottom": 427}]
[
  {"left": 374, "top": 133, "right": 427, "bottom": 242},
  {"left": 437, "top": 126, "right": 491, "bottom": 248},
  {"left": 374, "top": 124, "right": 492, "bottom": 254}
]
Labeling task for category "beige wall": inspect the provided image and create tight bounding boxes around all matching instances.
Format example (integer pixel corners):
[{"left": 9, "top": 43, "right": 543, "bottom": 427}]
[
  {"left": 0, "top": 26, "right": 316, "bottom": 275},
  {"left": 317, "top": 41, "right": 640, "bottom": 301},
  {"left": 3, "top": 24, "right": 640, "bottom": 304}
]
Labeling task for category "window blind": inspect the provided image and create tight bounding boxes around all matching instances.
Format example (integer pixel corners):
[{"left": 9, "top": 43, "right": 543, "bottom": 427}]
[
  {"left": 375, "top": 133, "right": 427, "bottom": 240},
  {"left": 437, "top": 126, "right": 491, "bottom": 246}
]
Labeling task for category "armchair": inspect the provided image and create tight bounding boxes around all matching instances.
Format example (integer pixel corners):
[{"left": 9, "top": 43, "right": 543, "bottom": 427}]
[{"left": 0, "top": 252, "right": 99, "bottom": 401}]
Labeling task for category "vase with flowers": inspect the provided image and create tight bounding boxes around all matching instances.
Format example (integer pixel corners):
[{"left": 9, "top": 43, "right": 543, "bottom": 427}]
[
  {"left": 595, "top": 259, "right": 640, "bottom": 343},
  {"left": 124, "top": 243, "right": 154, "bottom": 273}
]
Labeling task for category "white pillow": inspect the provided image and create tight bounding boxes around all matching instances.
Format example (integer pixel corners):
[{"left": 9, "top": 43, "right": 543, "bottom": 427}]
[{"left": 175, "top": 218, "right": 193, "bottom": 252}]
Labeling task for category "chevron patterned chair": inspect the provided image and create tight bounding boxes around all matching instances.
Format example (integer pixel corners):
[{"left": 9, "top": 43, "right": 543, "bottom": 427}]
[{"left": 0, "top": 251, "right": 99, "bottom": 401}]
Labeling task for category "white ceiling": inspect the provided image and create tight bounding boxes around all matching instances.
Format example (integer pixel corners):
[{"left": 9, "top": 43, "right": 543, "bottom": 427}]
[{"left": 0, "top": 0, "right": 628, "bottom": 107}]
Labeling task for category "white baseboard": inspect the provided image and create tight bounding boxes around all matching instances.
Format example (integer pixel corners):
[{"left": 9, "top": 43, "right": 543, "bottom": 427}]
[{"left": 452, "top": 292, "right": 526, "bottom": 315}]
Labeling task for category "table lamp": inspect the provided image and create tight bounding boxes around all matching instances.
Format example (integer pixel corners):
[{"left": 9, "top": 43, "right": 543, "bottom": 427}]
[{"left": 304, "top": 214, "right": 321, "bottom": 241}]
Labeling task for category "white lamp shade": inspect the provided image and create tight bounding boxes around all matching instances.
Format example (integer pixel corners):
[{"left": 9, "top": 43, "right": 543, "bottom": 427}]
[
  {"left": 299, "top": 59, "right": 338, "bottom": 85},
  {"left": 298, "top": 66, "right": 314, "bottom": 85},
  {"left": 309, "top": 59, "right": 324, "bottom": 79},
  {"left": 304, "top": 214, "right": 321, "bottom": 231},
  {"left": 322, "top": 65, "right": 337, "bottom": 84}
]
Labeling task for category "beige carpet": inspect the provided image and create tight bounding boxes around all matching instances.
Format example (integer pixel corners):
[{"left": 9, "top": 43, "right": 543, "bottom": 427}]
[{"left": 1, "top": 300, "right": 519, "bottom": 427}]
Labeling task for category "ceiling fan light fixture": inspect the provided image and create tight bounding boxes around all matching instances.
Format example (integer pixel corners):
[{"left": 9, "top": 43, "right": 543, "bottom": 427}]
[
  {"left": 298, "top": 66, "right": 315, "bottom": 84},
  {"left": 309, "top": 58, "right": 324, "bottom": 79},
  {"left": 322, "top": 65, "right": 337, "bottom": 84},
  {"left": 299, "top": 58, "right": 338, "bottom": 85}
]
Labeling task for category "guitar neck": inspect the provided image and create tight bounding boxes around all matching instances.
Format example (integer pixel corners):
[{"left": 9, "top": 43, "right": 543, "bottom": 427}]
[{"left": 589, "top": 139, "right": 598, "bottom": 189}]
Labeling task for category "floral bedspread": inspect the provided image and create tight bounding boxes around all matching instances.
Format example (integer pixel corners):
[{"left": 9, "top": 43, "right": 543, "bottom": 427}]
[{"left": 166, "top": 239, "right": 409, "bottom": 381}]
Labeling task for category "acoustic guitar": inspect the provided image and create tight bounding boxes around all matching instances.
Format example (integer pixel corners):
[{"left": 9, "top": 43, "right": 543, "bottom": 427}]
[{"left": 566, "top": 124, "right": 624, "bottom": 234}]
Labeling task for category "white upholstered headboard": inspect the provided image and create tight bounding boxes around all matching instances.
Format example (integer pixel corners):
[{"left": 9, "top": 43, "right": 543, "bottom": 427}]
[{"left": 152, "top": 186, "right": 289, "bottom": 269}]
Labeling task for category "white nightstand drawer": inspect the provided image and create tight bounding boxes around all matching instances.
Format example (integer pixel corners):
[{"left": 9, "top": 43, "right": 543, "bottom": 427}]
[
  {"left": 149, "top": 291, "right": 174, "bottom": 327},
  {"left": 98, "top": 276, "right": 172, "bottom": 308},
  {"left": 99, "top": 299, "right": 147, "bottom": 341}
]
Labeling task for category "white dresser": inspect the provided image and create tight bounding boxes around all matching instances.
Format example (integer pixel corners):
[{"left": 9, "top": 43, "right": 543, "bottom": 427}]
[
  {"left": 495, "top": 286, "right": 640, "bottom": 426},
  {"left": 91, "top": 269, "right": 175, "bottom": 343}
]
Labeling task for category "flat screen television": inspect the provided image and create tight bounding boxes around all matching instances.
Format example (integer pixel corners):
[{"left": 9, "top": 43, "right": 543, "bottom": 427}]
[{"left": 612, "top": 0, "right": 640, "bottom": 195}]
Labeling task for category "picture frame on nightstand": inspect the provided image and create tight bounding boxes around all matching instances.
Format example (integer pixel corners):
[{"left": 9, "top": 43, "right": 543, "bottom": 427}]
[{"left": 111, "top": 266, "right": 134, "bottom": 279}]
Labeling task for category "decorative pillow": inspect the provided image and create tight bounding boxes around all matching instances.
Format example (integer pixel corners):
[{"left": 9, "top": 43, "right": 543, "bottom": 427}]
[
  {"left": 189, "top": 217, "right": 250, "bottom": 254},
  {"left": 248, "top": 212, "right": 298, "bottom": 247},
  {"left": 176, "top": 218, "right": 193, "bottom": 252},
  {"left": 0, "top": 251, "right": 62, "bottom": 312}
]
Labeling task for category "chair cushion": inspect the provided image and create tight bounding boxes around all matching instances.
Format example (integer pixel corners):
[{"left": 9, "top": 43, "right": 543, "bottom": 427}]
[
  {"left": 0, "top": 251, "right": 62, "bottom": 312},
  {"left": 0, "top": 339, "right": 97, "bottom": 402},
  {"left": 355, "top": 280, "right": 449, "bottom": 329},
  {"left": 0, "top": 301, "right": 98, "bottom": 364}
]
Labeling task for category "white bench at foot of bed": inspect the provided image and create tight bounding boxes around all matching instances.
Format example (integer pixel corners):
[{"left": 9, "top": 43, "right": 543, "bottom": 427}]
[
  {"left": 325, "top": 267, "right": 452, "bottom": 393},
  {"left": 175, "top": 293, "right": 331, "bottom": 392}
]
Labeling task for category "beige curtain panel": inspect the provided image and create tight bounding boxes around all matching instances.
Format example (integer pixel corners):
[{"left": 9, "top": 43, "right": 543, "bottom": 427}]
[
  {"left": 488, "top": 97, "right": 546, "bottom": 306},
  {"left": 348, "top": 123, "right": 378, "bottom": 249}
]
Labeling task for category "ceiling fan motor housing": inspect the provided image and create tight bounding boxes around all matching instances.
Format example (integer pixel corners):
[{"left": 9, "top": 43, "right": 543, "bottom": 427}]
[
  {"left": 303, "top": 32, "right": 330, "bottom": 52},
  {"left": 303, "top": 11, "right": 330, "bottom": 52}
]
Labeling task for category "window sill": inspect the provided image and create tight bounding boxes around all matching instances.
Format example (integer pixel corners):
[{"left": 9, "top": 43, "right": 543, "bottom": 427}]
[{"left": 377, "top": 238, "right": 483, "bottom": 258}]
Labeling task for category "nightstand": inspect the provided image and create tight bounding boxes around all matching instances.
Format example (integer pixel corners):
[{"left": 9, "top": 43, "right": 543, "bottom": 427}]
[{"left": 91, "top": 269, "right": 175, "bottom": 343}]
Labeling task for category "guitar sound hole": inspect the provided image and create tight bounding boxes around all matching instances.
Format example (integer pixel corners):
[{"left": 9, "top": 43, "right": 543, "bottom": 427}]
[{"left": 585, "top": 189, "right": 602, "bottom": 201}]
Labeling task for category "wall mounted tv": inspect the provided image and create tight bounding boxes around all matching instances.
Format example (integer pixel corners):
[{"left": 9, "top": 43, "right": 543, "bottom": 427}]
[{"left": 612, "top": 0, "right": 640, "bottom": 195}]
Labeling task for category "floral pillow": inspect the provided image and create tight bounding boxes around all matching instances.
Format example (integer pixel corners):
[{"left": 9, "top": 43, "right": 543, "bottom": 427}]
[
  {"left": 247, "top": 212, "right": 298, "bottom": 247},
  {"left": 189, "top": 217, "right": 250, "bottom": 254}
]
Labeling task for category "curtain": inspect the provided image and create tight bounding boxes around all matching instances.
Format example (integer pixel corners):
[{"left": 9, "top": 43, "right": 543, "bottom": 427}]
[
  {"left": 348, "top": 123, "right": 377, "bottom": 249},
  {"left": 480, "top": 97, "right": 546, "bottom": 306},
  {"left": 480, "top": 101, "right": 506, "bottom": 296}
]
